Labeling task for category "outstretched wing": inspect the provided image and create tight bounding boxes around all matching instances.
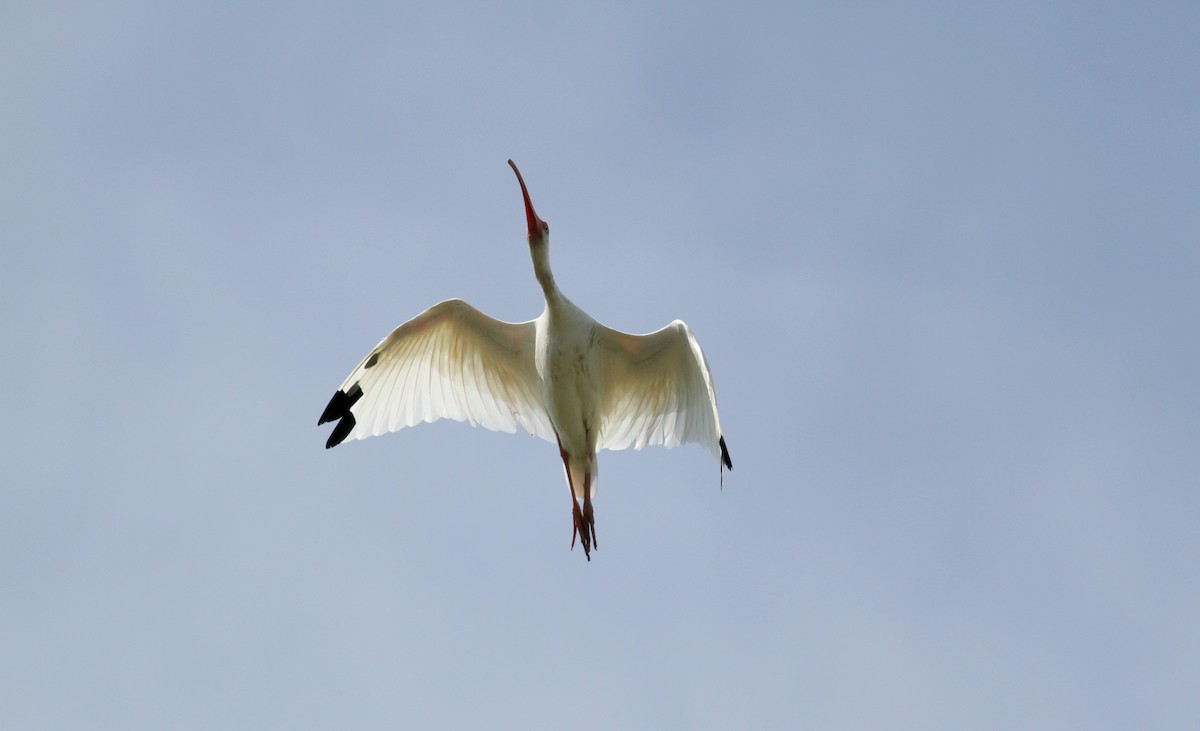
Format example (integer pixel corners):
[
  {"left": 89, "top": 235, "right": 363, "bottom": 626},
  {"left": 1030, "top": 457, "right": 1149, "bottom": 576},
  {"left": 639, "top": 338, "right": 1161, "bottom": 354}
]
[
  {"left": 319, "top": 298, "right": 554, "bottom": 448},
  {"left": 594, "top": 320, "right": 732, "bottom": 474}
]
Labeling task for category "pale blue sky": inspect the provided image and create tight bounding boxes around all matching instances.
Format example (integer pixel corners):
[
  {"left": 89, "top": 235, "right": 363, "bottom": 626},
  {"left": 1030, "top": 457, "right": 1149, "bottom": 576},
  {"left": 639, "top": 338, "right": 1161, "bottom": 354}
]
[{"left": 3, "top": 2, "right": 1198, "bottom": 728}]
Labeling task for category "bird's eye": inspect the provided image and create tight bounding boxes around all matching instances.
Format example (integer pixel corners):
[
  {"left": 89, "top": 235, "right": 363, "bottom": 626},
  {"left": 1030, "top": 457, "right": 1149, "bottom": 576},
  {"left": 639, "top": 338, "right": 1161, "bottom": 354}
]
[{"left": 542, "top": 221, "right": 550, "bottom": 234}]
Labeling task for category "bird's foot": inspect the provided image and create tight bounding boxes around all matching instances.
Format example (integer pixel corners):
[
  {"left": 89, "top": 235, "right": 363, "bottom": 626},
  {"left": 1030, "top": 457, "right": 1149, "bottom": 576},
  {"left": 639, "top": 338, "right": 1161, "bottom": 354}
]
[
  {"left": 570, "top": 500, "right": 594, "bottom": 561},
  {"left": 583, "top": 498, "right": 597, "bottom": 549}
]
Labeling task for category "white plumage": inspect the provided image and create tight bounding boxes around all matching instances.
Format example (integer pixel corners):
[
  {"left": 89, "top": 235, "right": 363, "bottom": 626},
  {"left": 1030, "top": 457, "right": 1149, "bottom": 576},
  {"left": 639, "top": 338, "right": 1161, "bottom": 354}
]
[{"left": 320, "top": 160, "right": 731, "bottom": 560}]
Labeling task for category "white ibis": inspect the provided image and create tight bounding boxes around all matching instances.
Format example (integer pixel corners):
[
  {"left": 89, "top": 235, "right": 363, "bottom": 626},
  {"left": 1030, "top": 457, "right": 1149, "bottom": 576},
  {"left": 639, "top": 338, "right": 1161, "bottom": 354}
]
[{"left": 319, "top": 160, "right": 731, "bottom": 560}]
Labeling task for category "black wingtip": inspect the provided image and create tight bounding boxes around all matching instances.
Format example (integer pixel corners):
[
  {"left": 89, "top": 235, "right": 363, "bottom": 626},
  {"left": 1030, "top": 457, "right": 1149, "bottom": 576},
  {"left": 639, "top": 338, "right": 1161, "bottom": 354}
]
[
  {"left": 719, "top": 436, "right": 732, "bottom": 471},
  {"left": 318, "top": 384, "right": 363, "bottom": 425},
  {"left": 319, "top": 384, "right": 364, "bottom": 448},
  {"left": 326, "top": 412, "right": 356, "bottom": 449}
]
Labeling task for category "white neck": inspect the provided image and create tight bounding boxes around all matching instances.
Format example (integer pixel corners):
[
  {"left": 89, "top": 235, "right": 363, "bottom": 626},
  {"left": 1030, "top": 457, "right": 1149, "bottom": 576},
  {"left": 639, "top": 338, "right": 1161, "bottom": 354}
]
[{"left": 530, "top": 239, "right": 558, "bottom": 299}]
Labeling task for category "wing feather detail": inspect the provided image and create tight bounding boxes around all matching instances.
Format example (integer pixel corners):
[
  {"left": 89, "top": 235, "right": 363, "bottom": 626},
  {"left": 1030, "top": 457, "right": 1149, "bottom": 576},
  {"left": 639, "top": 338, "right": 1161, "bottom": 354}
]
[
  {"left": 320, "top": 299, "right": 554, "bottom": 447},
  {"left": 595, "top": 320, "right": 731, "bottom": 472}
]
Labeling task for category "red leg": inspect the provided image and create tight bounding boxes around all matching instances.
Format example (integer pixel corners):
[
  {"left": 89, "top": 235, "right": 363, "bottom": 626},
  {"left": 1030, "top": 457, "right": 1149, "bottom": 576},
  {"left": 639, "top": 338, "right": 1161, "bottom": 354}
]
[
  {"left": 582, "top": 465, "right": 597, "bottom": 549},
  {"left": 557, "top": 437, "right": 591, "bottom": 560}
]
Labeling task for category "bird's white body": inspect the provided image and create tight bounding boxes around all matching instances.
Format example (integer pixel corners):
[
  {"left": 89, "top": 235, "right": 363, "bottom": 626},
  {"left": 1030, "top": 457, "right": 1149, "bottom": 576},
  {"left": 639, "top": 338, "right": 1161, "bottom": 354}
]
[
  {"left": 320, "top": 160, "right": 731, "bottom": 559},
  {"left": 538, "top": 300, "right": 596, "bottom": 452},
  {"left": 537, "top": 292, "right": 603, "bottom": 502}
]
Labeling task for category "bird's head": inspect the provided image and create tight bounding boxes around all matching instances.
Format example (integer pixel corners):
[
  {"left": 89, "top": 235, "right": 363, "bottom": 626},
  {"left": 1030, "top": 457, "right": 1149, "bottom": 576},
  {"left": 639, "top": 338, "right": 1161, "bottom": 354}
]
[{"left": 508, "top": 159, "right": 548, "bottom": 246}]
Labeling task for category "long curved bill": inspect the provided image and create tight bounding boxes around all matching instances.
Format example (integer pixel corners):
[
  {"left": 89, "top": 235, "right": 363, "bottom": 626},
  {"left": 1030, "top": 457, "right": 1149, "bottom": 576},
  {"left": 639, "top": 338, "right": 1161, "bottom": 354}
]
[{"left": 508, "top": 159, "right": 544, "bottom": 239}]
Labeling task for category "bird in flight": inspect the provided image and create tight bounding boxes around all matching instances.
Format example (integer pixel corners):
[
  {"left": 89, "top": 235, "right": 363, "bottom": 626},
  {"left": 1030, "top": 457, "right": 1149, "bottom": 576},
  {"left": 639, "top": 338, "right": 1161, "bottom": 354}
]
[{"left": 319, "top": 160, "right": 732, "bottom": 560}]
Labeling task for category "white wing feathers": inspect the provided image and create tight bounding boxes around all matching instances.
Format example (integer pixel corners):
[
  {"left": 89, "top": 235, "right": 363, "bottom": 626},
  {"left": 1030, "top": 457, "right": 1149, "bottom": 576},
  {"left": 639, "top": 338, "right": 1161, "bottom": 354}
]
[
  {"left": 595, "top": 320, "right": 732, "bottom": 471},
  {"left": 319, "top": 299, "right": 554, "bottom": 448}
]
